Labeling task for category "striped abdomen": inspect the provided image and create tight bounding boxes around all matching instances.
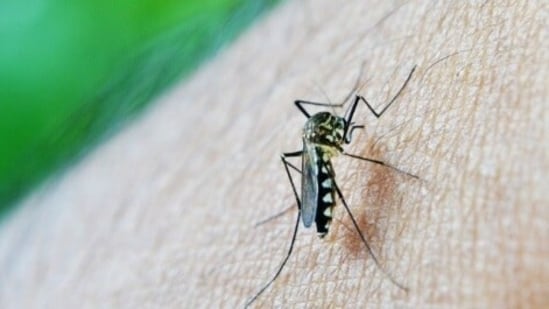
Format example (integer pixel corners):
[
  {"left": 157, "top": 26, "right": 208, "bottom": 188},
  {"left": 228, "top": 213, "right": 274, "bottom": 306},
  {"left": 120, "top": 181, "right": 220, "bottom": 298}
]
[{"left": 315, "top": 150, "right": 336, "bottom": 238}]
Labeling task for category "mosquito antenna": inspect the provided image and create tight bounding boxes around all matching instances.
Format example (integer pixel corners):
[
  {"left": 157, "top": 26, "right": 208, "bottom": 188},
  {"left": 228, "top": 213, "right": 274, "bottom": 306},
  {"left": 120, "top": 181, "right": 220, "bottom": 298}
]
[{"left": 333, "top": 181, "right": 408, "bottom": 292}]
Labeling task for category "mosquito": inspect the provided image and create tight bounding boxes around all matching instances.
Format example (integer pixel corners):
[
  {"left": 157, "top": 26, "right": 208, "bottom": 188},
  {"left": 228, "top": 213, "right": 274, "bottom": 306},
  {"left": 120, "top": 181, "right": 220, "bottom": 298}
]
[{"left": 245, "top": 65, "right": 418, "bottom": 308}]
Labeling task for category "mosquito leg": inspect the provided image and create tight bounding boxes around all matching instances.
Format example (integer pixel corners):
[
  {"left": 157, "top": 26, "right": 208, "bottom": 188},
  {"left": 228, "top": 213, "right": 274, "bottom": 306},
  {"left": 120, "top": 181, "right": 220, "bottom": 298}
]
[
  {"left": 342, "top": 95, "right": 362, "bottom": 129},
  {"left": 295, "top": 61, "right": 367, "bottom": 119},
  {"left": 254, "top": 153, "right": 302, "bottom": 227},
  {"left": 285, "top": 161, "right": 301, "bottom": 174},
  {"left": 344, "top": 125, "right": 364, "bottom": 143},
  {"left": 245, "top": 211, "right": 301, "bottom": 308},
  {"left": 245, "top": 152, "right": 303, "bottom": 307},
  {"left": 342, "top": 152, "right": 420, "bottom": 180},
  {"left": 254, "top": 206, "right": 294, "bottom": 227},
  {"left": 294, "top": 100, "right": 346, "bottom": 118},
  {"left": 281, "top": 151, "right": 303, "bottom": 209},
  {"left": 358, "top": 65, "right": 417, "bottom": 119},
  {"left": 333, "top": 181, "right": 408, "bottom": 292},
  {"left": 283, "top": 150, "right": 304, "bottom": 158},
  {"left": 343, "top": 65, "right": 417, "bottom": 141}
]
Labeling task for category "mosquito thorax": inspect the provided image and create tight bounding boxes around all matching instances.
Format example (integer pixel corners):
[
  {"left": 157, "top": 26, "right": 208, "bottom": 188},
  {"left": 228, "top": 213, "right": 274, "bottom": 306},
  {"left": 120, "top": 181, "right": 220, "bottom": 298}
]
[{"left": 303, "top": 112, "right": 345, "bottom": 153}]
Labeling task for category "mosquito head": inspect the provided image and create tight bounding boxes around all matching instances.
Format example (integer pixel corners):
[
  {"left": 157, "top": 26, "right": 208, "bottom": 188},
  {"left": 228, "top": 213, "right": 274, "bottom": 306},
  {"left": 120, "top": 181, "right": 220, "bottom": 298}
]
[{"left": 303, "top": 112, "right": 346, "bottom": 152}]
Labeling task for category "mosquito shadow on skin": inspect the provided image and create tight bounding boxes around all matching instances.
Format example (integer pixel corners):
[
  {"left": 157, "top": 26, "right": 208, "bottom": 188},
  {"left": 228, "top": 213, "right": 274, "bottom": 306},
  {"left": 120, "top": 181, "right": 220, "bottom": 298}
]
[{"left": 338, "top": 139, "right": 404, "bottom": 260}]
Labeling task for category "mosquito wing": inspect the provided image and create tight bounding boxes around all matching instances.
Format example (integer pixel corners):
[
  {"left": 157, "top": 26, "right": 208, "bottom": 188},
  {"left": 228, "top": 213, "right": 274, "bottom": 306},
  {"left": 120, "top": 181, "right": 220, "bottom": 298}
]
[{"left": 301, "top": 142, "right": 319, "bottom": 228}]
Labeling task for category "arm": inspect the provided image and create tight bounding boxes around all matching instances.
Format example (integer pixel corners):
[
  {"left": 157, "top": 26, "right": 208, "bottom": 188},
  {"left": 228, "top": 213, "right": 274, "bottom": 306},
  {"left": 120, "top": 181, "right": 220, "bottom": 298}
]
[{"left": 0, "top": 0, "right": 546, "bottom": 308}]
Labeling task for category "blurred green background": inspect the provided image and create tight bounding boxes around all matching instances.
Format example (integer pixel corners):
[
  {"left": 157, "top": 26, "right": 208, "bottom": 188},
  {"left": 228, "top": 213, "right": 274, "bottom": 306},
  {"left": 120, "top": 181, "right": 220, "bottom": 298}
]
[{"left": 0, "top": 0, "right": 279, "bottom": 217}]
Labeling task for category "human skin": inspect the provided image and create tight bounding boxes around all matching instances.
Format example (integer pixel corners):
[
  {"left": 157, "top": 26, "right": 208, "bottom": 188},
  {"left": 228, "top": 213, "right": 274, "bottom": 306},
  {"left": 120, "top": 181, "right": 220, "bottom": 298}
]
[{"left": 0, "top": 0, "right": 547, "bottom": 308}]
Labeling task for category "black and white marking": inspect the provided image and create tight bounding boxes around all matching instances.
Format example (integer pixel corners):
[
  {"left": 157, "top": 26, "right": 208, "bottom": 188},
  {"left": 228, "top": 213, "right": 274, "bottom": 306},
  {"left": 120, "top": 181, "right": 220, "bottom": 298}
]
[{"left": 245, "top": 65, "right": 418, "bottom": 308}]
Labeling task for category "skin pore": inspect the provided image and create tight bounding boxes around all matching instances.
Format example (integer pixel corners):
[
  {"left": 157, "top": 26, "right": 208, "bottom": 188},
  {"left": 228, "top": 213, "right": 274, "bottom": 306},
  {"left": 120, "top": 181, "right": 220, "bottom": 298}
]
[{"left": 0, "top": 0, "right": 546, "bottom": 308}]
